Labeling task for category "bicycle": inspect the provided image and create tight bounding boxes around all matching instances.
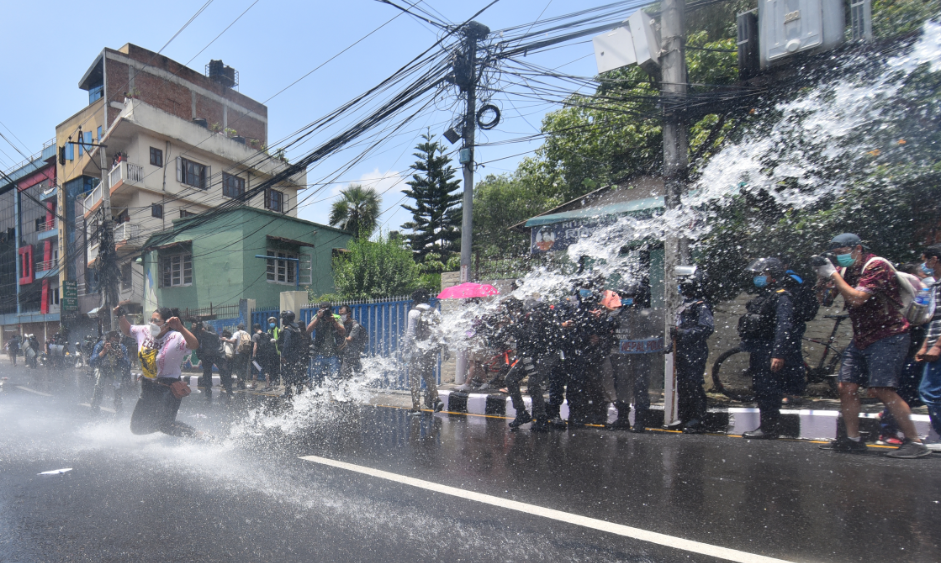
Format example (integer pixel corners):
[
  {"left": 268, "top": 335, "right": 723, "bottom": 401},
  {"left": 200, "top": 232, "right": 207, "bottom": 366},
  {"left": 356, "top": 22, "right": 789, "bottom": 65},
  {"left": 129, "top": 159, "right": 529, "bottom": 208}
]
[{"left": 710, "top": 314, "right": 849, "bottom": 401}]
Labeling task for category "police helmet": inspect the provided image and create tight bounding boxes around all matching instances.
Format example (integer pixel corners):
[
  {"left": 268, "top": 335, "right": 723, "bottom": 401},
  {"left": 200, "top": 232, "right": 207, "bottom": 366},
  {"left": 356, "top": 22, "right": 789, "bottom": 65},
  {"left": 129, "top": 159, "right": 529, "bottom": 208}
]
[
  {"left": 677, "top": 265, "right": 704, "bottom": 296},
  {"left": 280, "top": 310, "right": 296, "bottom": 324},
  {"left": 744, "top": 257, "right": 785, "bottom": 279}
]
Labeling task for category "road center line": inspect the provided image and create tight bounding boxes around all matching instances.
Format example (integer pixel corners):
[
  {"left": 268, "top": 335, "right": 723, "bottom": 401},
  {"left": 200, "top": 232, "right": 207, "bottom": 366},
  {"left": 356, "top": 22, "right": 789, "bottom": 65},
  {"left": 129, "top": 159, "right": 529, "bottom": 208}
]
[
  {"left": 15, "top": 385, "right": 52, "bottom": 397},
  {"left": 299, "top": 455, "right": 790, "bottom": 563}
]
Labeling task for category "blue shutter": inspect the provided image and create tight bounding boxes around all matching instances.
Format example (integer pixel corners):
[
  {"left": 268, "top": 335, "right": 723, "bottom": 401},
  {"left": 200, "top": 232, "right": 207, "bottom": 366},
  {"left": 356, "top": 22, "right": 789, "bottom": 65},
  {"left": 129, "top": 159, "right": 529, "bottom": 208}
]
[
  {"left": 85, "top": 132, "right": 92, "bottom": 146},
  {"left": 97, "top": 126, "right": 102, "bottom": 141},
  {"left": 65, "top": 143, "right": 74, "bottom": 161}
]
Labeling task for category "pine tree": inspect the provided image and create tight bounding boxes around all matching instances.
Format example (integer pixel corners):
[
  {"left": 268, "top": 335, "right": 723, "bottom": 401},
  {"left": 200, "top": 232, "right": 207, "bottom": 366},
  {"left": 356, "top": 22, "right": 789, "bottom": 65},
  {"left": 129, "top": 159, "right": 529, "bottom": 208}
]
[{"left": 401, "top": 132, "right": 462, "bottom": 261}]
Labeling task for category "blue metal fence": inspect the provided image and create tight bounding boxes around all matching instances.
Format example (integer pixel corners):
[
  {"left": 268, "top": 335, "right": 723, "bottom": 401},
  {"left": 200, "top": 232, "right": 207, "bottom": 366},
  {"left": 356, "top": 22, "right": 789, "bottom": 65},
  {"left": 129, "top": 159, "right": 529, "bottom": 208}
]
[{"left": 251, "top": 296, "right": 440, "bottom": 390}]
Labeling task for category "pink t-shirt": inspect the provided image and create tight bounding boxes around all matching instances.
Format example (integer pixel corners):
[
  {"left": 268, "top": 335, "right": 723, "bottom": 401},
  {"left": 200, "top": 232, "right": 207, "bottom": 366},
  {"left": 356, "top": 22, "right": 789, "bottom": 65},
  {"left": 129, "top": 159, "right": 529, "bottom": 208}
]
[{"left": 131, "top": 324, "right": 188, "bottom": 379}]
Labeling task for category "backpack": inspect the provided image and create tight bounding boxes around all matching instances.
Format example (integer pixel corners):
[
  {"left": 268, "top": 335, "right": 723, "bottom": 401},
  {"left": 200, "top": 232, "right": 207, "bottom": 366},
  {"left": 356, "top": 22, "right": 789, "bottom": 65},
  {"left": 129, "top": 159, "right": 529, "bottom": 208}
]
[
  {"left": 862, "top": 257, "right": 933, "bottom": 326},
  {"left": 255, "top": 331, "right": 276, "bottom": 358},
  {"left": 281, "top": 325, "right": 310, "bottom": 360},
  {"left": 785, "top": 275, "right": 820, "bottom": 323},
  {"left": 413, "top": 308, "right": 437, "bottom": 342},
  {"left": 236, "top": 331, "right": 253, "bottom": 355}
]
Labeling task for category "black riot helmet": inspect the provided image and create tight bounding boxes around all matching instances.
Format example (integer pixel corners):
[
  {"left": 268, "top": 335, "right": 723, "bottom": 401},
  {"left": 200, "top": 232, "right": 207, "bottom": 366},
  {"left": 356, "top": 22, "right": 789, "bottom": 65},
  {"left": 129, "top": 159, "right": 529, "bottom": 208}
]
[
  {"left": 280, "top": 310, "right": 296, "bottom": 324},
  {"left": 744, "top": 257, "right": 785, "bottom": 280},
  {"left": 677, "top": 265, "right": 704, "bottom": 298}
]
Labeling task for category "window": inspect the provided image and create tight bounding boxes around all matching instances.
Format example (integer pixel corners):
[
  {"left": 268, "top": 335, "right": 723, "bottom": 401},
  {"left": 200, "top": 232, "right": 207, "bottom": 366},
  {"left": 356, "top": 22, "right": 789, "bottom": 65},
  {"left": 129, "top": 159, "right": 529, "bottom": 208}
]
[
  {"left": 222, "top": 173, "right": 245, "bottom": 199},
  {"left": 121, "top": 263, "right": 133, "bottom": 290},
  {"left": 150, "top": 147, "right": 163, "bottom": 167},
  {"left": 88, "top": 84, "right": 103, "bottom": 104},
  {"left": 266, "top": 250, "right": 297, "bottom": 285},
  {"left": 35, "top": 217, "right": 45, "bottom": 232},
  {"left": 179, "top": 209, "right": 195, "bottom": 218},
  {"left": 265, "top": 189, "right": 284, "bottom": 213},
  {"left": 160, "top": 254, "right": 193, "bottom": 287},
  {"left": 97, "top": 126, "right": 102, "bottom": 141},
  {"left": 152, "top": 204, "right": 163, "bottom": 218},
  {"left": 49, "top": 285, "right": 60, "bottom": 306},
  {"left": 177, "top": 157, "right": 208, "bottom": 189}
]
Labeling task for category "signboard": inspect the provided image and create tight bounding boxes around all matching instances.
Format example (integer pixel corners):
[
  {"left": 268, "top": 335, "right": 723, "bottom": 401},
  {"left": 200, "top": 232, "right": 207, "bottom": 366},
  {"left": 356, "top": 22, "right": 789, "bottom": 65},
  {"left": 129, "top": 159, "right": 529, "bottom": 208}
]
[
  {"left": 530, "top": 218, "right": 614, "bottom": 254},
  {"left": 62, "top": 280, "right": 78, "bottom": 311}
]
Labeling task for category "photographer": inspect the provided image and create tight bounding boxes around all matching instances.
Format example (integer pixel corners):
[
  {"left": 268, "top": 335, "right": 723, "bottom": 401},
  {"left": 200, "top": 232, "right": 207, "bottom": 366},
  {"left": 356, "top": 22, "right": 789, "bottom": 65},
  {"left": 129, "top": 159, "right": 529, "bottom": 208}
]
[
  {"left": 89, "top": 331, "right": 131, "bottom": 415},
  {"left": 306, "top": 303, "right": 346, "bottom": 388}
]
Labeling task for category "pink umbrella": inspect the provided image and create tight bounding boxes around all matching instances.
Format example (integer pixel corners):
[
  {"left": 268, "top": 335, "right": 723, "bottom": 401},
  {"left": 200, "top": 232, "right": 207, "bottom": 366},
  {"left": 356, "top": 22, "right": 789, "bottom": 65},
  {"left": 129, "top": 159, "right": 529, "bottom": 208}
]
[{"left": 437, "top": 282, "right": 500, "bottom": 300}]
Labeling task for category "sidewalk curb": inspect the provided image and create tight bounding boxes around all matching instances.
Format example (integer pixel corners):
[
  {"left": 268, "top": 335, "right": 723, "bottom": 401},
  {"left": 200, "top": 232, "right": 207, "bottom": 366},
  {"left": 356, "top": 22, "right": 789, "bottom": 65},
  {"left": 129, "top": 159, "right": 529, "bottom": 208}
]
[{"left": 438, "top": 390, "right": 937, "bottom": 440}]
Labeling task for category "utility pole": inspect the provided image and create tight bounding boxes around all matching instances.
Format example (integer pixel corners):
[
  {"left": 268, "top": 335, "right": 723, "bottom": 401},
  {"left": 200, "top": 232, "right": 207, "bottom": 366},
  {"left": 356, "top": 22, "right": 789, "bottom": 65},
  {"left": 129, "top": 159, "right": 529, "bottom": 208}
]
[
  {"left": 455, "top": 21, "right": 489, "bottom": 387},
  {"left": 660, "top": 0, "right": 689, "bottom": 426}
]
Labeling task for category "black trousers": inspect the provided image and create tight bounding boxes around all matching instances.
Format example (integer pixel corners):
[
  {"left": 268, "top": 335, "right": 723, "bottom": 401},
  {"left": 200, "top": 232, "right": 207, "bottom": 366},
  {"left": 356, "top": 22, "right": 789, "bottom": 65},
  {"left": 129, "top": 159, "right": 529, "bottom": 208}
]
[
  {"left": 130, "top": 378, "right": 196, "bottom": 437},
  {"left": 676, "top": 346, "right": 708, "bottom": 423}
]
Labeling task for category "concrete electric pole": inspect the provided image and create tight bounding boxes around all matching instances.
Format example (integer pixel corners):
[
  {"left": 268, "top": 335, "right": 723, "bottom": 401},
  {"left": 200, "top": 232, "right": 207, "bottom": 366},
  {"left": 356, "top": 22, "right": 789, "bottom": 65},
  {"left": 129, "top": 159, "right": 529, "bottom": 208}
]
[{"left": 660, "top": 0, "right": 689, "bottom": 426}]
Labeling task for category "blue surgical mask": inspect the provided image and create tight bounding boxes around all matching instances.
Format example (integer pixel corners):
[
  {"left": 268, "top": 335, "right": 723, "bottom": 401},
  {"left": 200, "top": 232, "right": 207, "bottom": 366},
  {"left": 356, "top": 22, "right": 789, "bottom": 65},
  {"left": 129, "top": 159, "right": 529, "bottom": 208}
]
[
  {"left": 836, "top": 253, "right": 855, "bottom": 267},
  {"left": 753, "top": 275, "right": 768, "bottom": 288},
  {"left": 623, "top": 298, "right": 634, "bottom": 306},
  {"left": 578, "top": 289, "right": 592, "bottom": 299},
  {"left": 269, "top": 322, "right": 276, "bottom": 329},
  {"left": 922, "top": 263, "right": 933, "bottom": 276}
]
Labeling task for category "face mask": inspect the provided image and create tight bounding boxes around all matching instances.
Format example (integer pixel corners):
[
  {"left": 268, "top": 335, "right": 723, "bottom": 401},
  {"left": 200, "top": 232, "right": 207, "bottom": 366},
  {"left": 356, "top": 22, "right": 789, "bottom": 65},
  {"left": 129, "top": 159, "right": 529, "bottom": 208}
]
[
  {"left": 578, "top": 289, "right": 592, "bottom": 299},
  {"left": 622, "top": 298, "right": 634, "bottom": 306},
  {"left": 269, "top": 322, "right": 276, "bottom": 329},
  {"left": 836, "top": 253, "right": 855, "bottom": 267},
  {"left": 149, "top": 322, "right": 162, "bottom": 338},
  {"left": 340, "top": 314, "right": 348, "bottom": 322},
  {"left": 923, "top": 263, "right": 933, "bottom": 276},
  {"left": 753, "top": 275, "right": 768, "bottom": 288}
]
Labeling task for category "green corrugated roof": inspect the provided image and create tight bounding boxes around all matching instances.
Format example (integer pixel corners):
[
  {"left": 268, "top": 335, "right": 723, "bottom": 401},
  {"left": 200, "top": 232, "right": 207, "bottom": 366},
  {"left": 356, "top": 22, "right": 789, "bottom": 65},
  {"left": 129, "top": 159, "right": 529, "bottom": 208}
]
[{"left": 524, "top": 196, "right": 665, "bottom": 228}]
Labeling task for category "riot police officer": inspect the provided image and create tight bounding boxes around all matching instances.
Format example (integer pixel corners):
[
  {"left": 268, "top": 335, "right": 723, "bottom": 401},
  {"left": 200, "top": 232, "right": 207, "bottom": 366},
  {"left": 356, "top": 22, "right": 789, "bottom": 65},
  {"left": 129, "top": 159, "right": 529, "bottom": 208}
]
[
  {"left": 606, "top": 283, "right": 658, "bottom": 432},
  {"left": 671, "top": 265, "right": 714, "bottom": 433},
  {"left": 738, "top": 257, "right": 807, "bottom": 439}
]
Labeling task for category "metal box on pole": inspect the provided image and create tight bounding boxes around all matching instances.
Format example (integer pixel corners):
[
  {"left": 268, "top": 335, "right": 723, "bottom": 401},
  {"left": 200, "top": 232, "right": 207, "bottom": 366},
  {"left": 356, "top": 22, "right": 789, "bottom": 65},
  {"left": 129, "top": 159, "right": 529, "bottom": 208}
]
[{"left": 758, "top": 0, "right": 845, "bottom": 69}]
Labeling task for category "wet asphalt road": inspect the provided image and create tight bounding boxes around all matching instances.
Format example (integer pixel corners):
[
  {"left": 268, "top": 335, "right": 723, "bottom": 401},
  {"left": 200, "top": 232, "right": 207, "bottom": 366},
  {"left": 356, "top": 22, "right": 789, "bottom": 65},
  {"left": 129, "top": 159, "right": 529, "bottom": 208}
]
[{"left": 2, "top": 366, "right": 941, "bottom": 563}]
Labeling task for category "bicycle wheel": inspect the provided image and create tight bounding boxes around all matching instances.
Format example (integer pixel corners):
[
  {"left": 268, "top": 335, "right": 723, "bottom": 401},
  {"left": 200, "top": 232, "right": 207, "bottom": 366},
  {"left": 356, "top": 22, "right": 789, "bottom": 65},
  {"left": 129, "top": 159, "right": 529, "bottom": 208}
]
[{"left": 711, "top": 347, "right": 756, "bottom": 402}]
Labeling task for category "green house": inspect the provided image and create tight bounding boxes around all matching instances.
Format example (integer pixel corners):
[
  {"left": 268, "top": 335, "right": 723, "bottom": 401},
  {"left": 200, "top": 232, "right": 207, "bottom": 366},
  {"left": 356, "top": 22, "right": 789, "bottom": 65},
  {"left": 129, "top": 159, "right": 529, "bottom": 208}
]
[{"left": 140, "top": 207, "right": 352, "bottom": 313}]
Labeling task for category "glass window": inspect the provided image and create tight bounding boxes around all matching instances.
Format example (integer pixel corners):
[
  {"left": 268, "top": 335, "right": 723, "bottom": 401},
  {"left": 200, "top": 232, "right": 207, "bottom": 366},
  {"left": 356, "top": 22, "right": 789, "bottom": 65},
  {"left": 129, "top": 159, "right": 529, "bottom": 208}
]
[
  {"left": 266, "top": 249, "right": 297, "bottom": 284},
  {"left": 181, "top": 158, "right": 207, "bottom": 189},
  {"left": 121, "top": 263, "right": 133, "bottom": 290},
  {"left": 152, "top": 204, "right": 163, "bottom": 218},
  {"left": 222, "top": 173, "right": 245, "bottom": 199},
  {"left": 179, "top": 209, "right": 195, "bottom": 218},
  {"left": 160, "top": 254, "right": 193, "bottom": 287},
  {"left": 88, "top": 84, "right": 103, "bottom": 104},
  {"left": 265, "top": 189, "right": 283, "bottom": 213},
  {"left": 150, "top": 147, "right": 163, "bottom": 167}
]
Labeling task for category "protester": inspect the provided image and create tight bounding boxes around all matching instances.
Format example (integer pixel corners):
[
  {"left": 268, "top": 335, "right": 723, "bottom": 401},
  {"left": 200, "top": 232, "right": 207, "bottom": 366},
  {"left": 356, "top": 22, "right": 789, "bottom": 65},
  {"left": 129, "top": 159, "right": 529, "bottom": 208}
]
[
  {"left": 306, "top": 302, "right": 346, "bottom": 388},
  {"left": 193, "top": 322, "right": 227, "bottom": 400},
  {"left": 6, "top": 333, "right": 20, "bottom": 367},
  {"left": 916, "top": 244, "right": 941, "bottom": 451},
  {"left": 337, "top": 305, "right": 367, "bottom": 380},
  {"left": 403, "top": 289, "right": 445, "bottom": 415},
  {"left": 813, "top": 233, "right": 929, "bottom": 458},
  {"left": 223, "top": 323, "right": 254, "bottom": 390},
  {"left": 738, "top": 258, "right": 807, "bottom": 439},
  {"left": 267, "top": 316, "right": 281, "bottom": 387},
  {"left": 670, "top": 265, "right": 714, "bottom": 434},
  {"left": 277, "top": 310, "right": 310, "bottom": 398},
  {"left": 118, "top": 306, "right": 200, "bottom": 438},
  {"left": 252, "top": 322, "right": 279, "bottom": 391},
  {"left": 23, "top": 334, "right": 38, "bottom": 369},
  {"left": 89, "top": 331, "right": 131, "bottom": 415}
]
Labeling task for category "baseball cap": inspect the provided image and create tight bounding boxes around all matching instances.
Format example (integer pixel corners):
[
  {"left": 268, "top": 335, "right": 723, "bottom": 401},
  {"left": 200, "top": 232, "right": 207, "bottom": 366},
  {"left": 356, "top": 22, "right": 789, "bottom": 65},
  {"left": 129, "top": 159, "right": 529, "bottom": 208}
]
[{"left": 828, "top": 233, "right": 869, "bottom": 251}]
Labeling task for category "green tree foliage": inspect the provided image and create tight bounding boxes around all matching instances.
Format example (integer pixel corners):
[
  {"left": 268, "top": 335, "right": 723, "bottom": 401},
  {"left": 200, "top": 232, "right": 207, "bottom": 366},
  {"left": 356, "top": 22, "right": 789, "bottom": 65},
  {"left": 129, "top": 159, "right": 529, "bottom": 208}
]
[
  {"left": 331, "top": 233, "right": 422, "bottom": 299},
  {"left": 873, "top": 0, "right": 941, "bottom": 38},
  {"left": 328, "top": 184, "right": 381, "bottom": 239},
  {"left": 401, "top": 132, "right": 462, "bottom": 260}
]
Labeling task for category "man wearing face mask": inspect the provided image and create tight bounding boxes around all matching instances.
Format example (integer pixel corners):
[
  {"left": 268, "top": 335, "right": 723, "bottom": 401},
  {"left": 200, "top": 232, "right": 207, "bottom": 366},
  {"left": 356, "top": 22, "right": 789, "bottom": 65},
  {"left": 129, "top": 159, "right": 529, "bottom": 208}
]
[
  {"left": 266, "top": 317, "right": 281, "bottom": 388},
  {"left": 737, "top": 258, "right": 807, "bottom": 439},
  {"left": 606, "top": 283, "right": 657, "bottom": 432},
  {"left": 337, "top": 305, "right": 367, "bottom": 379},
  {"left": 813, "top": 233, "right": 929, "bottom": 458}
]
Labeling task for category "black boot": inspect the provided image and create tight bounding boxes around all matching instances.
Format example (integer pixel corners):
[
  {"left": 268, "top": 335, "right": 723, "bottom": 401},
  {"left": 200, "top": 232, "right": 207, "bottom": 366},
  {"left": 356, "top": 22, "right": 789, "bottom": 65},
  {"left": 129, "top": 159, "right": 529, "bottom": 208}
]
[
  {"left": 743, "top": 413, "right": 779, "bottom": 440},
  {"left": 509, "top": 410, "right": 533, "bottom": 428},
  {"left": 631, "top": 409, "right": 648, "bottom": 433},
  {"left": 683, "top": 419, "right": 706, "bottom": 434},
  {"left": 530, "top": 417, "right": 550, "bottom": 433}
]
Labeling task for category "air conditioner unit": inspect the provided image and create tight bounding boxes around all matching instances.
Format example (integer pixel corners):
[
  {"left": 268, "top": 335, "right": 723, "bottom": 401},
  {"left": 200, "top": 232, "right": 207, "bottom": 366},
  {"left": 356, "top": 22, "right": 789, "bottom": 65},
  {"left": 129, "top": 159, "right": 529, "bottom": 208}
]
[
  {"left": 758, "top": 0, "right": 845, "bottom": 69},
  {"left": 850, "top": 0, "right": 873, "bottom": 41},
  {"left": 592, "top": 10, "right": 661, "bottom": 75}
]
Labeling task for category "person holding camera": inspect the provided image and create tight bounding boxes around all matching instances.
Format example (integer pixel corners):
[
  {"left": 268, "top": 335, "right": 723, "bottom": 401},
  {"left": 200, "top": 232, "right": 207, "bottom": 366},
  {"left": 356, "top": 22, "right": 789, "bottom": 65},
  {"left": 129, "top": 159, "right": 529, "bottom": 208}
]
[
  {"left": 306, "top": 303, "right": 346, "bottom": 388},
  {"left": 813, "top": 233, "right": 928, "bottom": 458},
  {"left": 89, "top": 331, "right": 131, "bottom": 415}
]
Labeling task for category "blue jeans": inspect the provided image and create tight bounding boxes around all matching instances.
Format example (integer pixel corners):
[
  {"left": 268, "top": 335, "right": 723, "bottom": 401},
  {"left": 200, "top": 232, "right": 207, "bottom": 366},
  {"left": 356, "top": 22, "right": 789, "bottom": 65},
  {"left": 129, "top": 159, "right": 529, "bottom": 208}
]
[
  {"left": 311, "top": 355, "right": 340, "bottom": 387},
  {"left": 919, "top": 359, "right": 941, "bottom": 436}
]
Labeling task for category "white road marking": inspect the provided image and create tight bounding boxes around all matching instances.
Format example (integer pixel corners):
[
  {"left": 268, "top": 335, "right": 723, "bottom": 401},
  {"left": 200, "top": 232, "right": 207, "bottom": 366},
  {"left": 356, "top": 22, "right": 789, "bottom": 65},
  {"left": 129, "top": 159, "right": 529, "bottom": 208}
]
[
  {"left": 15, "top": 385, "right": 52, "bottom": 397},
  {"left": 299, "top": 455, "right": 791, "bottom": 563},
  {"left": 78, "top": 402, "right": 116, "bottom": 414}
]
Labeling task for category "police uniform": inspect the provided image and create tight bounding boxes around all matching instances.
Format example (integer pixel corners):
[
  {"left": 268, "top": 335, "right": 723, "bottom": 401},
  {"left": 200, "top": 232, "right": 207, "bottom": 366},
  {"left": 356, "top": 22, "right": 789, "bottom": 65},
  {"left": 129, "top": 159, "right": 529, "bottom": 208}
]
[{"left": 674, "top": 296, "right": 714, "bottom": 428}]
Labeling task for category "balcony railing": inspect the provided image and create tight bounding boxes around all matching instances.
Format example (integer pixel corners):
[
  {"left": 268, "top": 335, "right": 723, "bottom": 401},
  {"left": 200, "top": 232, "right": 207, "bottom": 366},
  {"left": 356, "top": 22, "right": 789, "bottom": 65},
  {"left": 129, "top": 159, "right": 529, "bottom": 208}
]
[
  {"left": 108, "top": 161, "right": 144, "bottom": 189},
  {"left": 83, "top": 183, "right": 103, "bottom": 216},
  {"left": 113, "top": 222, "right": 142, "bottom": 246},
  {"left": 38, "top": 218, "right": 57, "bottom": 233},
  {"left": 35, "top": 259, "right": 56, "bottom": 273}
]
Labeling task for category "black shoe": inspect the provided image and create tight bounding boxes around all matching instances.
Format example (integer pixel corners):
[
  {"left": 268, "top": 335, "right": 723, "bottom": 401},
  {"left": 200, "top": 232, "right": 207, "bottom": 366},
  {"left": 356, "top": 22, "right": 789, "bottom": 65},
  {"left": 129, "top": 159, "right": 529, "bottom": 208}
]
[
  {"left": 407, "top": 408, "right": 423, "bottom": 417},
  {"left": 682, "top": 419, "right": 706, "bottom": 434},
  {"left": 742, "top": 427, "right": 778, "bottom": 440},
  {"left": 819, "top": 437, "right": 868, "bottom": 453},
  {"left": 606, "top": 418, "right": 632, "bottom": 431},
  {"left": 530, "top": 418, "right": 550, "bottom": 433},
  {"left": 630, "top": 424, "right": 646, "bottom": 434},
  {"left": 432, "top": 398, "right": 444, "bottom": 413},
  {"left": 508, "top": 411, "right": 533, "bottom": 428},
  {"left": 549, "top": 415, "right": 566, "bottom": 430}
]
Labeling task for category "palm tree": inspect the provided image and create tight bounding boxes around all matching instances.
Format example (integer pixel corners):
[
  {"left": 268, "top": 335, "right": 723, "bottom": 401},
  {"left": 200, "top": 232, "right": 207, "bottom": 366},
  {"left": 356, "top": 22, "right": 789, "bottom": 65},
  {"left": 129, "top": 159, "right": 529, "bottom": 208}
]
[{"left": 329, "top": 184, "right": 381, "bottom": 238}]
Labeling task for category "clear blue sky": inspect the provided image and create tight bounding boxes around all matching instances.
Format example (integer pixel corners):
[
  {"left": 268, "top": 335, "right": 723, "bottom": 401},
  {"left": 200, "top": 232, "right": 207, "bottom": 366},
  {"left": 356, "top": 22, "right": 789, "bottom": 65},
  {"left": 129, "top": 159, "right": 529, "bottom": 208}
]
[{"left": 0, "top": 0, "right": 607, "bottom": 232}]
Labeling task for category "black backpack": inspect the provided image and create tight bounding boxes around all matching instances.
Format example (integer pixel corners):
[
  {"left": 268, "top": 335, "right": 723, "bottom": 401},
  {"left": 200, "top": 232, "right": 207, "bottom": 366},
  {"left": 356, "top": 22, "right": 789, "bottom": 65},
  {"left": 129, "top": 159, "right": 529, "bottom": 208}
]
[
  {"left": 785, "top": 274, "right": 819, "bottom": 323},
  {"left": 256, "top": 331, "right": 276, "bottom": 358},
  {"left": 281, "top": 325, "right": 310, "bottom": 361}
]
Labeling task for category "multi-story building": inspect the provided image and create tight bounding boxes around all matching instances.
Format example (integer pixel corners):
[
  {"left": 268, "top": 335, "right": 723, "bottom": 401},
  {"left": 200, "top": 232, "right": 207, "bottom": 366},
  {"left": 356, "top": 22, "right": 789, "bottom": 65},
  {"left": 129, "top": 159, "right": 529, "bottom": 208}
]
[
  {"left": 54, "top": 43, "right": 306, "bottom": 323},
  {"left": 0, "top": 142, "right": 62, "bottom": 343}
]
